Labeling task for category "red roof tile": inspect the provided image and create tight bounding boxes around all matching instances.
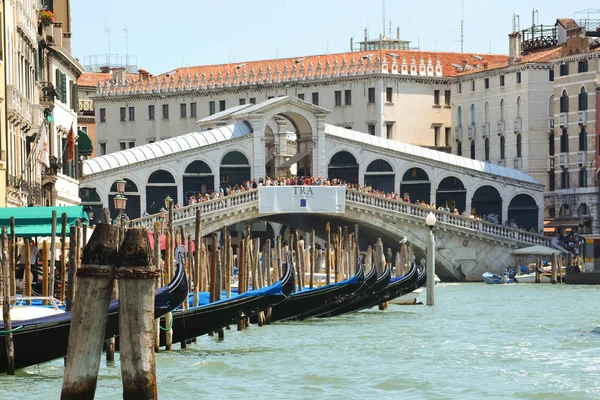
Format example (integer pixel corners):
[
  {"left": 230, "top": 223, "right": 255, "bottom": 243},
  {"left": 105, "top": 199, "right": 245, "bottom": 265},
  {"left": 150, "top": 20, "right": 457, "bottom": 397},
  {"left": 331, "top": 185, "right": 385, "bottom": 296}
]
[
  {"left": 77, "top": 72, "right": 138, "bottom": 87},
  {"left": 458, "top": 46, "right": 561, "bottom": 76},
  {"left": 557, "top": 18, "right": 579, "bottom": 30}
]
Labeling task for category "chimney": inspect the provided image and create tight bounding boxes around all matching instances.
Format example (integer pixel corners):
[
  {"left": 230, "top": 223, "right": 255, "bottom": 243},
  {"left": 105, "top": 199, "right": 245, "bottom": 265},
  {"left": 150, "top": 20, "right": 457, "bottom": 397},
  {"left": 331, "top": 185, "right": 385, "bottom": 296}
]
[
  {"left": 62, "top": 32, "right": 72, "bottom": 53},
  {"left": 99, "top": 66, "right": 111, "bottom": 73},
  {"left": 52, "top": 22, "right": 63, "bottom": 47},
  {"left": 397, "top": 26, "right": 400, "bottom": 39},
  {"left": 138, "top": 69, "right": 150, "bottom": 82},
  {"left": 112, "top": 67, "right": 126, "bottom": 83},
  {"left": 508, "top": 32, "right": 521, "bottom": 65},
  {"left": 350, "top": 37, "right": 354, "bottom": 52}
]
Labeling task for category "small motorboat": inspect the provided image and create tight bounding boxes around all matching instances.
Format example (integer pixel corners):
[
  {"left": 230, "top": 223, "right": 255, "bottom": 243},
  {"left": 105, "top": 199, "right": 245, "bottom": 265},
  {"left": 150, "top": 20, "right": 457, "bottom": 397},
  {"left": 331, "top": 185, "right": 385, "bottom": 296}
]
[
  {"left": 0, "top": 296, "right": 65, "bottom": 321},
  {"left": 482, "top": 271, "right": 516, "bottom": 284}
]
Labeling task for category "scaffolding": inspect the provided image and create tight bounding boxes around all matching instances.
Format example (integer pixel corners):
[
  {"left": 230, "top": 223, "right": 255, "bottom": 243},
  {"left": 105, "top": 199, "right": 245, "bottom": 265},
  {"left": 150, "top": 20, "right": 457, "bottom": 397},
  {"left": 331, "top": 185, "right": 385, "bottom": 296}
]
[{"left": 83, "top": 54, "right": 139, "bottom": 73}]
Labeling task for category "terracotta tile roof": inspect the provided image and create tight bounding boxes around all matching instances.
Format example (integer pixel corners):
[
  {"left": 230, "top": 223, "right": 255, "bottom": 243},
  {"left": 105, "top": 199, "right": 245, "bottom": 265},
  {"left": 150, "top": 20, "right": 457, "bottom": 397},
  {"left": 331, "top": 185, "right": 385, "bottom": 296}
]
[
  {"left": 557, "top": 18, "right": 579, "bottom": 30},
  {"left": 77, "top": 72, "right": 138, "bottom": 87},
  {"left": 152, "top": 50, "right": 507, "bottom": 82},
  {"left": 458, "top": 46, "right": 561, "bottom": 76}
]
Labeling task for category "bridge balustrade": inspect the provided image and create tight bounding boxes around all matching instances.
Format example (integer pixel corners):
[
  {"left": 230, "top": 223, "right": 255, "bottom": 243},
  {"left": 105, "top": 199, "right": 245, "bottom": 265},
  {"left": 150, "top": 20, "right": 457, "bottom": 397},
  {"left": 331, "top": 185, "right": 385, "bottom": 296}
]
[{"left": 128, "top": 188, "right": 550, "bottom": 247}]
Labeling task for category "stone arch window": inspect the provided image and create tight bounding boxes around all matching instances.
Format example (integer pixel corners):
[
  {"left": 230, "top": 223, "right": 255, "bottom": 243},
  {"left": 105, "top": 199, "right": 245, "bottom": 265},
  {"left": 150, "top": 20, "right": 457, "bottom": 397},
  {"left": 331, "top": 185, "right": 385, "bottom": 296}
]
[
  {"left": 484, "top": 102, "right": 489, "bottom": 124},
  {"left": 484, "top": 138, "right": 490, "bottom": 161},
  {"left": 579, "top": 126, "right": 587, "bottom": 151},
  {"left": 470, "top": 104, "right": 475, "bottom": 126},
  {"left": 559, "top": 204, "right": 571, "bottom": 217},
  {"left": 470, "top": 139, "right": 475, "bottom": 160},
  {"left": 457, "top": 106, "right": 462, "bottom": 127},
  {"left": 457, "top": 141, "right": 462, "bottom": 156},
  {"left": 560, "top": 89, "right": 569, "bottom": 113},
  {"left": 516, "top": 133, "right": 522, "bottom": 158},
  {"left": 148, "top": 170, "right": 176, "bottom": 184},
  {"left": 500, "top": 135, "right": 506, "bottom": 159},
  {"left": 560, "top": 128, "right": 569, "bottom": 153},
  {"left": 400, "top": 167, "right": 430, "bottom": 204},
  {"left": 578, "top": 203, "right": 589, "bottom": 217},
  {"left": 578, "top": 86, "right": 587, "bottom": 110},
  {"left": 471, "top": 185, "right": 502, "bottom": 221}
]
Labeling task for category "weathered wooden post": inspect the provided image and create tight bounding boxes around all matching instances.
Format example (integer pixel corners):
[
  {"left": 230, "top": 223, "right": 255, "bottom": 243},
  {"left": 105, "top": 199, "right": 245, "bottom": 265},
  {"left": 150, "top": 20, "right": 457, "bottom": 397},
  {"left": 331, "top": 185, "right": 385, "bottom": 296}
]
[
  {"left": 237, "top": 240, "right": 245, "bottom": 331},
  {"left": 193, "top": 210, "right": 201, "bottom": 308},
  {"left": 61, "top": 223, "right": 118, "bottom": 399},
  {"left": 153, "top": 222, "right": 161, "bottom": 353},
  {"left": 9, "top": 218, "right": 16, "bottom": 297},
  {"left": 49, "top": 210, "right": 57, "bottom": 298},
  {"left": 2, "top": 227, "right": 15, "bottom": 375},
  {"left": 66, "top": 226, "right": 77, "bottom": 311},
  {"left": 551, "top": 252, "right": 558, "bottom": 284},
  {"left": 310, "top": 230, "right": 316, "bottom": 289},
  {"left": 24, "top": 239, "right": 32, "bottom": 303},
  {"left": 116, "top": 228, "right": 159, "bottom": 400},
  {"left": 60, "top": 213, "right": 68, "bottom": 302},
  {"left": 325, "top": 222, "right": 331, "bottom": 284},
  {"left": 42, "top": 240, "right": 49, "bottom": 301}
]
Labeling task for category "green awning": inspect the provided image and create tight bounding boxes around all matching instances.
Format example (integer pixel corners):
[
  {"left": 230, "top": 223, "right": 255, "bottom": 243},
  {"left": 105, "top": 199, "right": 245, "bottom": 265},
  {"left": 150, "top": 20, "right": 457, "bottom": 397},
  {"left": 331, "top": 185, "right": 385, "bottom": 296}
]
[
  {"left": 78, "top": 129, "right": 93, "bottom": 157},
  {"left": 0, "top": 206, "right": 88, "bottom": 238}
]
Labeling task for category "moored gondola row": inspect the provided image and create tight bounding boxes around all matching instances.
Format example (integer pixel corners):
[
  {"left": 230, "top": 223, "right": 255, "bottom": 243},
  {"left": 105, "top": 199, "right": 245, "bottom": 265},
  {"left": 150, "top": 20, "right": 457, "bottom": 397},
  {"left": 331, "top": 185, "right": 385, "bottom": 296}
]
[{"left": 0, "top": 208, "right": 424, "bottom": 375}]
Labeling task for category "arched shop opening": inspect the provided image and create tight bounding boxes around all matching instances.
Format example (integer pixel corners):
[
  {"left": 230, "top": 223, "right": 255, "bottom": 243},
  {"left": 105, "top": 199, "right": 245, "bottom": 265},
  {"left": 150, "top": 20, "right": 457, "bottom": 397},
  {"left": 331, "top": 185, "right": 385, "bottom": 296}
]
[
  {"left": 508, "top": 194, "right": 539, "bottom": 231},
  {"left": 364, "top": 159, "right": 395, "bottom": 193},
  {"left": 400, "top": 168, "right": 430, "bottom": 203},
  {"left": 435, "top": 176, "right": 466, "bottom": 213},
  {"left": 183, "top": 160, "right": 214, "bottom": 204},
  {"left": 471, "top": 186, "right": 502, "bottom": 220},
  {"left": 328, "top": 151, "right": 359, "bottom": 184},
  {"left": 146, "top": 170, "right": 177, "bottom": 214},
  {"left": 220, "top": 151, "right": 251, "bottom": 187}
]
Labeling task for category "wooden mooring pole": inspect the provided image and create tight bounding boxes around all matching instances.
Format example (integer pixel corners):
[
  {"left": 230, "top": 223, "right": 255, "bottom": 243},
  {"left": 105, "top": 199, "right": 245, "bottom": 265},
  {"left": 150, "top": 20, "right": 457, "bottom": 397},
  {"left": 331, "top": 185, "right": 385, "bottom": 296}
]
[
  {"left": 60, "top": 213, "right": 68, "bottom": 302},
  {"left": 2, "top": 227, "right": 15, "bottom": 375},
  {"left": 61, "top": 223, "right": 118, "bottom": 399},
  {"left": 116, "top": 228, "right": 159, "bottom": 400}
]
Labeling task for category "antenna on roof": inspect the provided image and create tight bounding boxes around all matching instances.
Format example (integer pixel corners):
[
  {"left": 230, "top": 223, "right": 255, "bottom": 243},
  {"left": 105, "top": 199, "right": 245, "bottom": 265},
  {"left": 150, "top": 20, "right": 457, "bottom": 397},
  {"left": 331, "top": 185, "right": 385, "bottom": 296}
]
[
  {"left": 382, "top": 0, "right": 386, "bottom": 37},
  {"left": 123, "top": 28, "right": 129, "bottom": 70},
  {"left": 104, "top": 27, "right": 111, "bottom": 68},
  {"left": 460, "top": 0, "right": 464, "bottom": 53}
]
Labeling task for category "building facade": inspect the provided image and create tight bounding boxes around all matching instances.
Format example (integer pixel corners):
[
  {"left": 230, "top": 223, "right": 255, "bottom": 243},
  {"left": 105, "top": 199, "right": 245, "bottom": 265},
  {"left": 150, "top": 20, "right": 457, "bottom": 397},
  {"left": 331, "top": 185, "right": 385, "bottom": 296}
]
[
  {"left": 451, "top": 18, "right": 600, "bottom": 232},
  {"left": 89, "top": 49, "right": 506, "bottom": 157},
  {"left": 0, "top": 1, "right": 7, "bottom": 206},
  {"left": 3, "top": 0, "right": 83, "bottom": 207}
]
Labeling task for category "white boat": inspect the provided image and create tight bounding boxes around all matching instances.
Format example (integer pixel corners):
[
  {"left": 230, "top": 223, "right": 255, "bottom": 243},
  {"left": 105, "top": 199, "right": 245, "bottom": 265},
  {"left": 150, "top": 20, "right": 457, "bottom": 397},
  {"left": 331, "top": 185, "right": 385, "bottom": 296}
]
[
  {"left": 513, "top": 272, "right": 553, "bottom": 283},
  {"left": 390, "top": 275, "right": 440, "bottom": 305},
  {"left": 0, "top": 296, "right": 65, "bottom": 321}
]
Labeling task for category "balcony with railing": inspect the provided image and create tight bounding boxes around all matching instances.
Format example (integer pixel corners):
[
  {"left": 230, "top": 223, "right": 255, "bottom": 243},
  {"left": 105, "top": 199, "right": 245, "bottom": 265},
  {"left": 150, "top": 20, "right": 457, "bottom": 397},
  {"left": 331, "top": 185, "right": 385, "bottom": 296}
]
[
  {"left": 559, "top": 113, "right": 568, "bottom": 127},
  {"left": 497, "top": 120, "right": 505, "bottom": 135},
  {"left": 78, "top": 100, "right": 95, "bottom": 116},
  {"left": 16, "top": 0, "right": 37, "bottom": 43},
  {"left": 481, "top": 123, "right": 490, "bottom": 138},
  {"left": 513, "top": 118, "right": 522, "bottom": 133},
  {"left": 547, "top": 157, "right": 555, "bottom": 169},
  {"left": 513, "top": 157, "right": 522, "bottom": 169},
  {"left": 39, "top": 82, "right": 59, "bottom": 107},
  {"left": 6, "top": 85, "right": 33, "bottom": 128},
  {"left": 559, "top": 153, "right": 568, "bottom": 167},
  {"left": 577, "top": 151, "right": 586, "bottom": 165},
  {"left": 577, "top": 111, "right": 587, "bottom": 125},
  {"left": 468, "top": 125, "right": 476, "bottom": 140},
  {"left": 455, "top": 126, "right": 463, "bottom": 141}
]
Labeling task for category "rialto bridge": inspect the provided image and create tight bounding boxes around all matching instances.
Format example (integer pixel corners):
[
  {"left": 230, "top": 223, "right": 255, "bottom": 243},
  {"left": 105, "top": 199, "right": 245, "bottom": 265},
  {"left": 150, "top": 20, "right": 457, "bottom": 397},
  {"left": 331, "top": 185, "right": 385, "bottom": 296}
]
[{"left": 80, "top": 97, "right": 551, "bottom": 281}]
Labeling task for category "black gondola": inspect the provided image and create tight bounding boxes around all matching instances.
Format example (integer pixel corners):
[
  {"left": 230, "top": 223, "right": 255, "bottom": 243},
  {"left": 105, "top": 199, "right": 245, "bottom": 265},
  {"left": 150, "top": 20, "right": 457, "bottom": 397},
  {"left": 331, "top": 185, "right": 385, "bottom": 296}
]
[
  {"left": 265, "top": 261, "right": 366, "bottom": 323},
  {"left": 0, "top": 260, "right": 188, "bottom": 372},
  {"left": 159, "top": 262, "right": 295, "bottom": 345},
  {"left": 293, "top": 264, "right": 377, "bottom": 320},
  {"left": 326, "top": 263, "right": 420, "bottom": 318}
]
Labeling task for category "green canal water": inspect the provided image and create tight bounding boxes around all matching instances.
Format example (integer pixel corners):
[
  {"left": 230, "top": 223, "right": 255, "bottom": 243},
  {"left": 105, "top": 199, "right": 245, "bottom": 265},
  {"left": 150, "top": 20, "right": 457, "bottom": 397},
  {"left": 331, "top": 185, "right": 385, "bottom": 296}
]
[{"left": 1, "top": 283, "right": 599, "bottom": 399}]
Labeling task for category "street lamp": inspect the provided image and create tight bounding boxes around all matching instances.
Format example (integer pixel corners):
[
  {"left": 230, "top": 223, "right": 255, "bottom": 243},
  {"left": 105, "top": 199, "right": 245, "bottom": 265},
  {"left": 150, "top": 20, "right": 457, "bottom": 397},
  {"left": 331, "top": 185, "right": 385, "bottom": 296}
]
[
  {"left": 159, "top": 207, "right": 166, "bottom": 235},
  {"left": 113, "top": 194, "right": 128, "bottom": 225},
  {"left": 425, "top": 212, "right": 436, "bottom": 306},
  {"left": 164, "top": 195, "right": 173, "bottom": 210},
  {"left": 115, "top": 177, "right": 127, "bottom": 194}
]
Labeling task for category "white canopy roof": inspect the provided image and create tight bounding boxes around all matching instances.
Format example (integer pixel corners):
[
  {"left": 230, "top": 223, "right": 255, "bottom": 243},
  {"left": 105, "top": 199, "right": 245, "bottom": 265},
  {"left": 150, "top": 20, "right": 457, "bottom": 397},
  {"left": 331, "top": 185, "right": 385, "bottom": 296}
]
[
  {"left": 513, "top": 245, "right": 564, "bottom": 256},
  {"left": 325, "top": 125, "right": 540, "bottom": 185}
]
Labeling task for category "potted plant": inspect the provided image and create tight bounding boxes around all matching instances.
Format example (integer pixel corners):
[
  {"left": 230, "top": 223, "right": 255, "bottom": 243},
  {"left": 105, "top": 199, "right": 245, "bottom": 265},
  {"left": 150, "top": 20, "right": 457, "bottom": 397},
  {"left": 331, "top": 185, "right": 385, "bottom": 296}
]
[{"left": 39, "top": 10, "right": 54, "bottom": 26}]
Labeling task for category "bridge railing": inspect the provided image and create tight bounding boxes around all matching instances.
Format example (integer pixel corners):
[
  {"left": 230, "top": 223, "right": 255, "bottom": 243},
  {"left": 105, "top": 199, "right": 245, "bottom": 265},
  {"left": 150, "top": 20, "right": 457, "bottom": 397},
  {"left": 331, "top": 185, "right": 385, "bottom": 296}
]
[
  {"left": 128, "top": 190, "right": 259, "bottom": 230},
  {"left": 345, "top": 190, "right": 552, "bottom": 247},
  {"left": 128, "top": 187, "right": 550, "bottom": 247}
]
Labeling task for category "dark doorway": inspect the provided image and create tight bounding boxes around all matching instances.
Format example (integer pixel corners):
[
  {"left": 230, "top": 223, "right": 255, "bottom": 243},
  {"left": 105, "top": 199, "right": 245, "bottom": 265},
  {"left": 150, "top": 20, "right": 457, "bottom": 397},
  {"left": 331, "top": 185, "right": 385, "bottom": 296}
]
[
  {"left": 471, "top": 185, "right": 502, "bottom": 220},
  {"left": 183, "top": 160, "right": 214, "bottom": 204},
  {"left": 146, "top": 170, "right": 177, "bottom": 214},
  {"left": 220, "top": 151, "right": 251, "bottom": 187},
  {"left": 436, "top": 176, "right": 466, "bottom": 212},
  {"left": 80, "top": 187, "right": 103, "bottom": 224},
  {"left": 364, "top": 159, "right": 395, "bottom": 193},
  {"left": 328, "top": 151, "right": 358, "bottom": 183},
  {"left": 400, "top": 168, "right": 430, "bottom": 204},
  {"left": 508, "top": 194, "right": 539, "bottom": 231}
]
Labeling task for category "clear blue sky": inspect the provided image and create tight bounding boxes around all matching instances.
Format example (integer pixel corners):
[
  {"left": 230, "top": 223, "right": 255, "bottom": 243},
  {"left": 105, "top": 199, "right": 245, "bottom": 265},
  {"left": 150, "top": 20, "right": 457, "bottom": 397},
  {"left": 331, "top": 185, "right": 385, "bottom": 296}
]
[{"left": 71, "top": 0, "right": 595, "bottom": 74}]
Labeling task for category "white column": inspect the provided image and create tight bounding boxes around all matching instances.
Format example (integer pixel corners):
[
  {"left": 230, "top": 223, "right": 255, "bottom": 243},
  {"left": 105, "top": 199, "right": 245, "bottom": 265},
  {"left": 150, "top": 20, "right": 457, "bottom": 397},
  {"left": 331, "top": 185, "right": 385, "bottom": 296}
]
[
  {"left": 314, "top": 114, "right": 327, "bottom": 178},
  {"left": 249, "top": 116, "right": 266, "bottom": 180},
  {"left": 465, "top": 191, "right": 472, "bottom": 215},
  {"left": 501, "top": 197, "right": 509, "bottom": 225}
]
